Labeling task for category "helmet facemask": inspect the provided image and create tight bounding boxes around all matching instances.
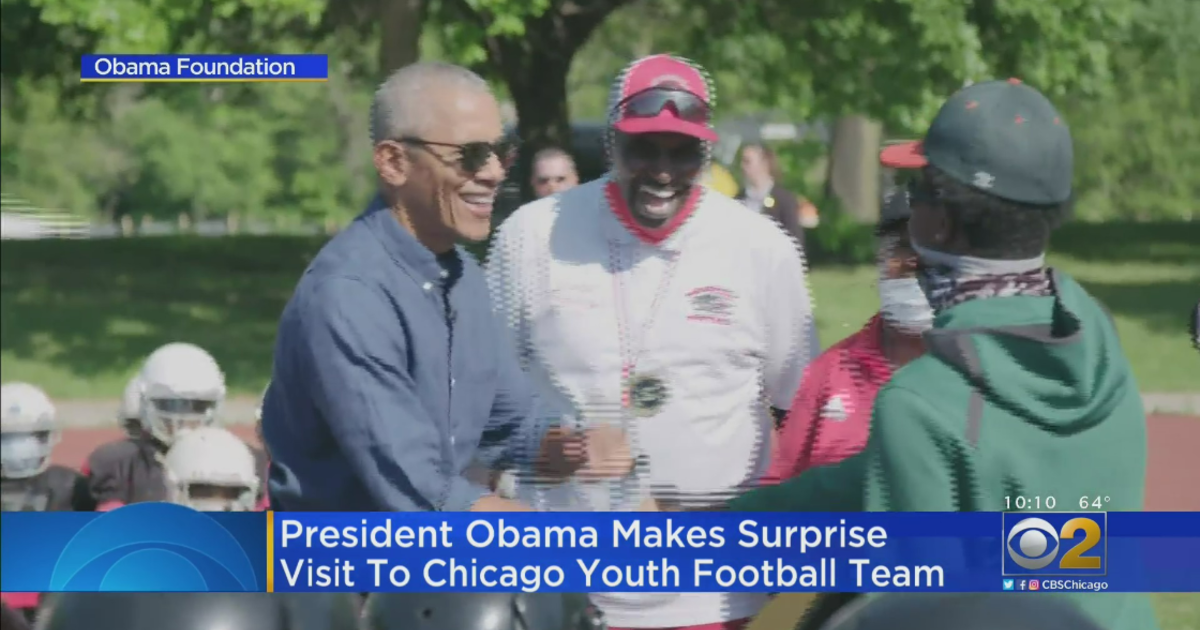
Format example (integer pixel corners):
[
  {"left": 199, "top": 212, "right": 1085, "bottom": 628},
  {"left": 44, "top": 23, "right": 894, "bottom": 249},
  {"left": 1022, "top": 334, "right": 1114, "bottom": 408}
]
[
  {"left": 169, "top": 479, "right": 257, "bottom": 512},
  {"left": 140, "top": 386, "right": 222, "bottom": 446},
  {"left": 0, "top": 423, "right": 58, "bottom": 479}
]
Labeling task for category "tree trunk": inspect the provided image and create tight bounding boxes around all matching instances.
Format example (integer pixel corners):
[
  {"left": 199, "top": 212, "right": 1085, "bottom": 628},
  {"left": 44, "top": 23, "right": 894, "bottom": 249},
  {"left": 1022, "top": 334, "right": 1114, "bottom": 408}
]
[
  {"left": 824, "top": 115, "right": 883, "bottom": 223},
  {"left": 501, "top": 47, "right": 573, "bottom": 205},
  {"left": 378, "top": 0, "right": 425, "bottom": 76},
  {"left": 472, "top": 0, "right": 634, "bottom": 209}
]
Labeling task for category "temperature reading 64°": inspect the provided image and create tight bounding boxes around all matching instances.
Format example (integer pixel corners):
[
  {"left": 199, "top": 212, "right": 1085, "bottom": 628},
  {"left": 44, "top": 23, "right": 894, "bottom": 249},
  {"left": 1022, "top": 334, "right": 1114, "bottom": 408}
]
[{"left": 1079, "top": 496, "right": 1112, "bottom": 510}]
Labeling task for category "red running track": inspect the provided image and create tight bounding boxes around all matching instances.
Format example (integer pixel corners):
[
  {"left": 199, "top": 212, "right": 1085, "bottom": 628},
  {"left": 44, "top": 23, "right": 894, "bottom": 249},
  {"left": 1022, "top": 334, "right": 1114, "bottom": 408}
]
[{"left": 50, "top": 416, "right": 1200, "bottom": 511}]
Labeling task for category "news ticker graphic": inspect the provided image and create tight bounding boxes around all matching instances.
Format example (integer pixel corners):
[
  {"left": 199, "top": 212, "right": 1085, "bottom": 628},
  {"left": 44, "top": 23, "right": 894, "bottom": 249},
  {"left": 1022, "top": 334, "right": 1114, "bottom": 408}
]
[
  {"left": 2, "top": 509, "right": 1197, "bottom": 594},
  {"left": 80, "top": 54, "right": 329, "bottom": 82}
]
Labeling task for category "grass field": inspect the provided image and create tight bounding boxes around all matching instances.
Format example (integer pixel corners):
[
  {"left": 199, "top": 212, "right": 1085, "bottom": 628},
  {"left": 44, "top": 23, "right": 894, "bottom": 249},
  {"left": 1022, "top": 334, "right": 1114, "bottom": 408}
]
[{"left": 1, "top": 221, "right": 1197, "bottom": 398}]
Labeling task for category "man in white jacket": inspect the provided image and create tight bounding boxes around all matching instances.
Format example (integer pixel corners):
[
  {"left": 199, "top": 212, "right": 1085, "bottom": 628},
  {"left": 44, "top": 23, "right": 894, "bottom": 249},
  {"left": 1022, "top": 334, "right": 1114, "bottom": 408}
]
[{"left": 486, "top": 54, "right": 819, "bottom": 630}]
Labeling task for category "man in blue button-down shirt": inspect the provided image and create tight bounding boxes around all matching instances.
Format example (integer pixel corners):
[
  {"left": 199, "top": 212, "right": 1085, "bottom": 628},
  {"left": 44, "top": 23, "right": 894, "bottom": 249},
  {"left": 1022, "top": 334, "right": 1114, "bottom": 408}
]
[{"left": 262, "top": 61, "right": 632, "bottom": 512}]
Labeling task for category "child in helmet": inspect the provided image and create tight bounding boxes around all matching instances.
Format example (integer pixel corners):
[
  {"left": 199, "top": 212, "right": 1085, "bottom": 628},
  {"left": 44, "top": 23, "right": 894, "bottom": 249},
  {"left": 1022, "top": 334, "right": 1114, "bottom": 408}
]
[
  {"left": 81, "top": 342, "right": 226, "bottom": 510},
  {"left": 0, "top": 382, "right": 90, "bottom": 624},
  {"left": 0, "top": 382, "right": 89, "bottom": 511},
  {"left": 116, "top": 374, "right": 144, "bottom": 439},
  {"left": 163, "top": 426, "right": 262, "bottom": 512}
]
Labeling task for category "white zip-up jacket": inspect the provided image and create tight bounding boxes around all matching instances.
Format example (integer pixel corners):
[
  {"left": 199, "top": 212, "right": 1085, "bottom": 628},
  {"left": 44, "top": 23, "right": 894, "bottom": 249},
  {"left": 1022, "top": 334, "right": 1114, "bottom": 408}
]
[{"left": 486, "top": 177, "right": 819, "bottom": 628}]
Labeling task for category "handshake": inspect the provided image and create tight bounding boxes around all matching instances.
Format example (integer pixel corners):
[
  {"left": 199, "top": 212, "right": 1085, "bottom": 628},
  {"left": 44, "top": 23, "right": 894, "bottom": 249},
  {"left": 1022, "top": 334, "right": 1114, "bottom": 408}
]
[
  {"left": 540, "top": 424, "right": 636, "bottom": 481},
  {"left": 543, "top": 424, "right": 663, "bottom": 512}
]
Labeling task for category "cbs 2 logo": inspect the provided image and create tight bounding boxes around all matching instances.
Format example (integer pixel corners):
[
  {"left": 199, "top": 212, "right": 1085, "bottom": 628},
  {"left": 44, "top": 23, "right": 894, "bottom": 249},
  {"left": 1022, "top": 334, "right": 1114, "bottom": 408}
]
[{"left": 1006, "top": 517, "right": 1103, "bottom": 571}]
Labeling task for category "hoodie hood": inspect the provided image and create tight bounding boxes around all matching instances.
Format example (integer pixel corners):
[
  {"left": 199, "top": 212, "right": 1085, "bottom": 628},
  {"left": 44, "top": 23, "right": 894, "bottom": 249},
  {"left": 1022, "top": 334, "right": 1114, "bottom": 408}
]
[{"left": 922, "top": 269, "right": 1134, "bottom": 434}]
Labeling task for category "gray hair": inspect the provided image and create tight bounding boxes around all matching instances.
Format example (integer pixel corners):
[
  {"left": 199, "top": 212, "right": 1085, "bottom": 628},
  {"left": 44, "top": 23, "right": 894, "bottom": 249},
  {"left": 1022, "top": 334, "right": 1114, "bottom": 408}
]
[{"left": 369, "top": 61, "right": 491, "bottom": 145}]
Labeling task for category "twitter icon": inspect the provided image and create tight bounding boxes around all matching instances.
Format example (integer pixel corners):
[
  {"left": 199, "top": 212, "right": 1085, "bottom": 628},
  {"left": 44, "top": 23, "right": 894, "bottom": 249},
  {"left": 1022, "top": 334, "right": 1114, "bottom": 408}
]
[{"left": 1002, "top": 579, "right": 1015, "bottom": 591}]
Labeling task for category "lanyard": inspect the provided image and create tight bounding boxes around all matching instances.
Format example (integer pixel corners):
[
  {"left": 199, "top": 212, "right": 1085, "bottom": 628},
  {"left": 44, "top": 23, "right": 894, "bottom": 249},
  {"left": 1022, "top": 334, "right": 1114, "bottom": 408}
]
[{"left": 607, "top": 239, "right": 683, "bottom": 406}]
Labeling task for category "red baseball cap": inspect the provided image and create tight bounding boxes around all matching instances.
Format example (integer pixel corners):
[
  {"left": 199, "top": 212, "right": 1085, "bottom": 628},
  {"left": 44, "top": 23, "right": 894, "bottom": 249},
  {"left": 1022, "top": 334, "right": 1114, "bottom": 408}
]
[{"left": 612, "top": 54, "right": 718, "bottom": 142}]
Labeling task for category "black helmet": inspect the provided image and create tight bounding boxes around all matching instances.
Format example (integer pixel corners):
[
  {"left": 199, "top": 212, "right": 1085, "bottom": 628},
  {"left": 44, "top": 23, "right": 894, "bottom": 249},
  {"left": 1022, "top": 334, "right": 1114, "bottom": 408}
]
[
  {"left": 34, "top": 593, "right": 360, "bottom": 630},
  {"left": 362, "top": 592, "right": 606, "bottom": 630},
  {"left": 2, "top": 602, "right": 31, "bottom": 630},
  {"left": 811, "top": 593, "right": 1106, "bottom": 630}
]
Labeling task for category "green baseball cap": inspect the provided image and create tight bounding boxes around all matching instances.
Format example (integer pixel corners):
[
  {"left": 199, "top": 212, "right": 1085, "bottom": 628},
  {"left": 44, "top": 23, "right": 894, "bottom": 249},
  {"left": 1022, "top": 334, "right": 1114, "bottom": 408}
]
[{"left": 880, "top": 78, "right": 1073, "bottom": 205}]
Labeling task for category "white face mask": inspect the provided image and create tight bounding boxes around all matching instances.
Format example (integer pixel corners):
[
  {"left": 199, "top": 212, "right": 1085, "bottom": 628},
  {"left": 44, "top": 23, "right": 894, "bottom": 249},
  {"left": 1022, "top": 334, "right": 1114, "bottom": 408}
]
[
  {"left": 879, "top": 277, "right": 935, "bottom": 333},
  {"left": 1, "top": 433, "right": 52, "bottom": 479}
]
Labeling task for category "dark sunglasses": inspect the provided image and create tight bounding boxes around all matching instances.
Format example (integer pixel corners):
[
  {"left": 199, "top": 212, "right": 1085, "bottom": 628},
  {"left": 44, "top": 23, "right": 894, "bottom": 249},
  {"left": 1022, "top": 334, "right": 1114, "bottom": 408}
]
[
  {"left": 616, "top": 86, "right": 710, "bottom": 124},
  {"left": 399, "top": 137, "right": 519, "bottom": 173},
  {"left": 620, "top": 134, "right": 705, "bottom": 165}
]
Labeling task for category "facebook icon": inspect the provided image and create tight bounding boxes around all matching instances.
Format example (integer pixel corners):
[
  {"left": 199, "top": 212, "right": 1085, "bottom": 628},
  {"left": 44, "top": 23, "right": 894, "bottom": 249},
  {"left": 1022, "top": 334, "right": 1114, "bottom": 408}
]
[{"left": 1019, "top": 580, "right": 1028, "bottom": 591}]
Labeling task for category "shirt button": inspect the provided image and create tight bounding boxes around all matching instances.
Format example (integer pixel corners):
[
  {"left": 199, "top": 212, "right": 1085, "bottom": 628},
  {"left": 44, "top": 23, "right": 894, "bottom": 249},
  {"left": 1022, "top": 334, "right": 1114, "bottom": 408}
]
[
  {"left": 450, "top": 378, "right": 456, "bottom": 388},
  {"left": 422, "top": 282, "right": 433, "bottom": 291},
  {"left": 450, "top": 436, "right": 457, "bottom": 446},
  {"left": 439, "top": 270, "right": 449, "bottom": 279}
]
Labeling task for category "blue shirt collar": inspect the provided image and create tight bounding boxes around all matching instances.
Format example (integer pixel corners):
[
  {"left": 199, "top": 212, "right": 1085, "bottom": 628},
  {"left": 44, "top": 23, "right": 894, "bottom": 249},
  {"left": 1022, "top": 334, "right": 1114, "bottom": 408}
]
[{"left": 364, "top": 195, "right": 446, "bottom": 286}]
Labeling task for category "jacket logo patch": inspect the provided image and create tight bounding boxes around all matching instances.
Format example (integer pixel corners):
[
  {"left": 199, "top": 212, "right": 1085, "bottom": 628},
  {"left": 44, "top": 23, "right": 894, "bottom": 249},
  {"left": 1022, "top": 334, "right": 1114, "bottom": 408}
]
[
  {"left": 821, "top": 395, "right": 848, "bottom": 422},
  {"left": 685, "top": 286, "right": 735, "bottom": 325}
]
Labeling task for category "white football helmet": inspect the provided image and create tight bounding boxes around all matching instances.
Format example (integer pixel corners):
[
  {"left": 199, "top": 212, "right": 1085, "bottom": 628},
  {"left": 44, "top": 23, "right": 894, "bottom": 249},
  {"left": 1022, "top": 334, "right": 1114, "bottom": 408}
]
[
  {"left": 163, "top": 426, "right": 259, "bottom": 512},
  {"left": 118, "top": 373, "right": 143, "bottom": 435},
  {"left": 0, "top": 382, "right": 59, "bottom": 479},
  {"left": 256, "top": 381, "right": 270, "bottom": 423},
  {"left": 137, "top": 342, "right": 226, "bottom": 445}
]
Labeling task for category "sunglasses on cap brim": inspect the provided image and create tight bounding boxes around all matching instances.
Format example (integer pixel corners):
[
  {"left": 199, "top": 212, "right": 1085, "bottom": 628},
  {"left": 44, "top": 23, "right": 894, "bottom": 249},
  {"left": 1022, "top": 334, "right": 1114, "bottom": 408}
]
[{"left": 617, "top": 87, "right": 711, "bottom": 124}]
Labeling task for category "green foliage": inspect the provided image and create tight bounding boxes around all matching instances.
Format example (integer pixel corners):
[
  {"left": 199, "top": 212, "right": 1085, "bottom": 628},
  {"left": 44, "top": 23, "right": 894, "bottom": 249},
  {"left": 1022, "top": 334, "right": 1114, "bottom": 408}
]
[
  {"left": 429, "top": 0, "right": 555, "bottom": 66},
  {"left": 686, "top": 0, "right": 1139, "bottom": 134},
  {"left": 26, "top": 0, "right": 323, "bottom": 52},
  {"left": 1063, "top": 0, "right": 1199, "bottom": 220},
  {"left": 0, "top": 80, "right": 126, "bottom": 216},
  {"left": 0, "top": 0, "right": 1194, "bottom": 225},
  {"left": 1, "top": 42, "right": 373, "bottom": 222}
]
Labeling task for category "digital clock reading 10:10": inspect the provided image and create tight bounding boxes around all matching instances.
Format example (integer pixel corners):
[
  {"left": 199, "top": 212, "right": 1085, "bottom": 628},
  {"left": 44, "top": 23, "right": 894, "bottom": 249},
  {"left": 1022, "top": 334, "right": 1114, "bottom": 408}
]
[{"left": 1005, "top": 496, "right": 1057, "bottom": 510}]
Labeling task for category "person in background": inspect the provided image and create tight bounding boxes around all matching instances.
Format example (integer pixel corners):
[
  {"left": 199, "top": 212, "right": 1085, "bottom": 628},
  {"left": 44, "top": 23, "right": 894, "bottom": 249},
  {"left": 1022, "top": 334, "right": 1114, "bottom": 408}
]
[
  {"left": 361, "top": 593, "right": 606, "bottom": 630},
  {"left": 117, "top": 374, "right": 143, "bottom": 438},
  {"left": 263, "top": 61, "right": 622, "bottom": 514},
  {"left": 163, "top": 426, "right": 261, "bottom": 512},
  {"left": 0, "top": 382, "right": 91, "bottom": 625},
  {"left": 82, "top": 342, "right": 226, "bottom": 511},
  {"left": 761, "top": 187, "right": 927, "bottom": 484},
  {"left": 0, "top": 383, "right": 89, "bottom": 512},
  {"left": 736, "top": 142, "right": 818, "bottom": 249},
  {"left": 34, "top": 593, "right": 360, "bottom": 630},
  {"left": 811, "top": 593, "right": 1106, "bottom": 630},
  {"left": 531, "top": 147, "right": 580, "bottom": 198},
  {"left": 487, "top": 53, "right": 818, "bottom": 630},
  {"left": 727, "top": 78, "right": 1158, "bottom": 630}
]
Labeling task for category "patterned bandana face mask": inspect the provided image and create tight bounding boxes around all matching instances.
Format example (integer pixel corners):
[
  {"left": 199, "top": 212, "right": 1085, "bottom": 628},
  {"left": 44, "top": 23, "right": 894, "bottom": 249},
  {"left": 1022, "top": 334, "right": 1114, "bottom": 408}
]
[{"left": 911, "top": 242, "right": 1052, "bottom": 311}]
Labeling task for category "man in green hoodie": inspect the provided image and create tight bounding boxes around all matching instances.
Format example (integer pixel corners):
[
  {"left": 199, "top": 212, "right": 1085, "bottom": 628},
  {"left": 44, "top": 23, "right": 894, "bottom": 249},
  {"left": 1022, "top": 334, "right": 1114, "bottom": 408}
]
[{"left": 728, "top": 79, "right": 1157, "bottom": 630}]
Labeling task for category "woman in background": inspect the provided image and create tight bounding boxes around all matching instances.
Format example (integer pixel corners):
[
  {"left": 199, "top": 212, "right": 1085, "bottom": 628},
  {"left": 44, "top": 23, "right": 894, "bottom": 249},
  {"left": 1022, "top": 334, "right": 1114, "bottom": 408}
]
[{"left": 736, "top": 142, "right": 819, "bottom": 249}]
